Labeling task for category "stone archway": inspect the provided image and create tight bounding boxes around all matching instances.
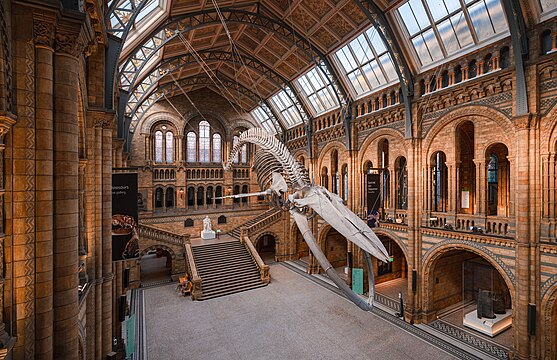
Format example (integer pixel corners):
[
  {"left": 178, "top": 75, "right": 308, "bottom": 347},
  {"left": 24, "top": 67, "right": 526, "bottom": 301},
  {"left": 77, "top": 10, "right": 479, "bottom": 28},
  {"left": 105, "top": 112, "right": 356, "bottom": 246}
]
[
  {"left": 541, "top": 280, "right": 557, "bottom": 359},
  {"left": 139, "top": 245, "right": 178, "bottom": 283},
  {"left": 255, "top": 232, "right": 278, "bottom": 260},
  {"left": 422, "top": 243, "right": 514, "bottom": 347}
]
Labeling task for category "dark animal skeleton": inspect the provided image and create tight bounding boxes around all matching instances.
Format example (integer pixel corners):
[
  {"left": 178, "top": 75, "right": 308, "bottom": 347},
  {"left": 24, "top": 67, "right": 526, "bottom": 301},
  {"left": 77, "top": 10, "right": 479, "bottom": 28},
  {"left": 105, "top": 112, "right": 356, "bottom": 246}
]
[{"left": 220, "top": 128, "right": 390, "bottom": 311}]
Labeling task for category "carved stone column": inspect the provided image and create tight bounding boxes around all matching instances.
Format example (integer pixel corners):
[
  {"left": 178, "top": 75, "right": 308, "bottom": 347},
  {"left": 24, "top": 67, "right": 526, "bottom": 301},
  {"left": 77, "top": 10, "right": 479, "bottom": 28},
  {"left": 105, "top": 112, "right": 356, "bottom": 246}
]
[
  {"left": 33, "top": 14, "right": 55, "bottom": 360},
  {"left": 52, "top": 20, "right": 87, "bottom": 360}
]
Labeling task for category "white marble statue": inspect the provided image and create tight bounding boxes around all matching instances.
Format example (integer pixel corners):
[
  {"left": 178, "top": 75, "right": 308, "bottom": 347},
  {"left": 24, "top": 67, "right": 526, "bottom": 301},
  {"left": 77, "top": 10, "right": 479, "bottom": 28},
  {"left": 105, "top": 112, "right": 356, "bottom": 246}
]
[
  {"left": 203, "top": 216, "right": 212, "bottom": 232},
  {"left": 201, "top": 215, "right": 215, "bottom": 240}
]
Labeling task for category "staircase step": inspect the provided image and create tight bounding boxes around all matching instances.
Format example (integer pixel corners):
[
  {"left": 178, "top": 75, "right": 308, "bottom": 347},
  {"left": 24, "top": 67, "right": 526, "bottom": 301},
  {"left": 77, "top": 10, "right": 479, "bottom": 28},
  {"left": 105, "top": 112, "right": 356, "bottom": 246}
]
[
  {"left": 194, "top": 255, "right": 254, "bottom": 266},
  {"left": 199, "top": 282, "right": 267, "bottom": 300},
  {"left": 201, "top": 276, "right": 262, "bottom": 291},
  {"left": 200, "top": 267, "right": 260, "bottom": 279}
]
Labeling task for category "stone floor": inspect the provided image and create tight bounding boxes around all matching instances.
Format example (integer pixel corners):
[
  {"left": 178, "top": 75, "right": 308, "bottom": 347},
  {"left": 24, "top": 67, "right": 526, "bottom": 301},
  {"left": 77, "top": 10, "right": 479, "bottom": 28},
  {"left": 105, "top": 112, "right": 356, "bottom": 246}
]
[{"left": 144, "top": 263, "right": 456, "bottom": 360}]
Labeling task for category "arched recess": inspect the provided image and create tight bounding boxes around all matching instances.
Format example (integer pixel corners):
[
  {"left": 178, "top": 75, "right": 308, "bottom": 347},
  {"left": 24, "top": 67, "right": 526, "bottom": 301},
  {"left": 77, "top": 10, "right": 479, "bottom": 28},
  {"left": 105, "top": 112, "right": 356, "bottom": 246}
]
[
  {"left": 139, "top": 244, "right": 178, "bottom": 281},
  {"left": 254, "top": 231, "right": 279, "bottom": 260},
  {"left": 541, "top": 278, "right": 557, "bottom": 359},
  {"left": 422, "top": 241, "right": 515, "bottom": 324},
  {"left": 422, "top": 106, "right": 514, "bottom": 156},
  {"left": 319, "top": 224, "right": 348, "bottom": 270},
  {"left": 290, "top": 222, "right": 309, "bottom": 260}
]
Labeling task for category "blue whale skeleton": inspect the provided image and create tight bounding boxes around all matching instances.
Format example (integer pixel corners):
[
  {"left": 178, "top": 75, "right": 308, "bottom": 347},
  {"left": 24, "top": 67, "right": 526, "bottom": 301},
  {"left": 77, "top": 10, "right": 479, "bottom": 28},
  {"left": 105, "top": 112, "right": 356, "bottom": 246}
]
[{"left": 219, "top": 128, "right": 390, "bottom": 311}]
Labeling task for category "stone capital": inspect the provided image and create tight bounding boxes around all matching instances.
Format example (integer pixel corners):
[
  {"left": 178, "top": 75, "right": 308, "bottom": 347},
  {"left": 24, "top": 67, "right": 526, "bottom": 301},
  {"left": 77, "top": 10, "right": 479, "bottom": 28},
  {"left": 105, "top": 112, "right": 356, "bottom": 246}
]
[
  {"left": 0, "top": 113, "right": 17, "bottom": 143},
  {"left": 33, "top": 14, "right": 57, "bottom": 48},
  {"left": 54, "top": 20, "right": 90, "bottom": 58}
]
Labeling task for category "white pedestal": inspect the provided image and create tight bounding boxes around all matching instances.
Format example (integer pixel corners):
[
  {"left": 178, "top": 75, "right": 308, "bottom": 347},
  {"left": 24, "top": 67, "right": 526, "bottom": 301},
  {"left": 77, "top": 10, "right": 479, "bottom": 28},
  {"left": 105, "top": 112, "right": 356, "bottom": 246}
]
[
  {"left": 201, "top": 230, "right": 216, "bottom": 240},
  {"left": 463, "top": 309, "right": 512, "bottom": 337}
]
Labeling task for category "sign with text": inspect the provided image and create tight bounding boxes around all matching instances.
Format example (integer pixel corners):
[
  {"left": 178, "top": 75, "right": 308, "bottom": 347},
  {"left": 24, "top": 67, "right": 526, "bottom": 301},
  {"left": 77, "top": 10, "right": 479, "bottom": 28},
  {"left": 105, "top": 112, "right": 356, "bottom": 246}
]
[
  {"left": 366, "top": 173, "right": 380, "bottom": 227},
  {"left": 112, "top": 173, "right": 139, "bottom": 261},
  {"left": 352, "top": 268, "right": 364, "bottom": 295},
  {"left": 125, "top": 315, "right": 135, "bottom": 357}
]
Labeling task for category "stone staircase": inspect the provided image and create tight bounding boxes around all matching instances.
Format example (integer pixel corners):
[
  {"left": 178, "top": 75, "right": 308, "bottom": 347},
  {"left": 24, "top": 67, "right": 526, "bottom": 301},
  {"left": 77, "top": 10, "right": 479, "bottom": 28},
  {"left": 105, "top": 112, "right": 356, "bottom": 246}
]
[
  {"left": 191, "top": 240, "right": 267, "bottom": 300},
  {"left": 227, "top": 208, "right": 281, "bottom": 239}
]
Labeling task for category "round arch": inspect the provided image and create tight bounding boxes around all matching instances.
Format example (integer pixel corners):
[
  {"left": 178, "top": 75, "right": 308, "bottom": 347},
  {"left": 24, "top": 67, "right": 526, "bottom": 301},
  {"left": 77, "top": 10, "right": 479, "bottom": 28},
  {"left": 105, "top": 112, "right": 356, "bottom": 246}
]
[
  {"left": 422, "top": 240, "right": 516, "bottom": 319},
  {"left": 541, "top": 280, "right": 557, "bottom": 359},
  {"left": 422, "top": 106, "right": 514, "bottom": 156},
  {"left": 372, "top": 228, "right": 409, "bottom": 261},
  {"left": 141, "top": 111, "right": 183, "bottom": 136},
  {"left": 357, "top": 128, "right": 407, "bottom": 167}
]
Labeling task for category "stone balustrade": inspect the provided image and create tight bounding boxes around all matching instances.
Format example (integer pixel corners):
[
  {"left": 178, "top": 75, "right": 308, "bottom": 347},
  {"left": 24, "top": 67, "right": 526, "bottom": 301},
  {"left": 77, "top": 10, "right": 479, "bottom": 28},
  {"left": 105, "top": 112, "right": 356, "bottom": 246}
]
[
  {"left": 184, "top": 243, "right": 202, "bottom": 300},
  {"left": 241, "top": 234, "right": 270, "bottom": 284}
]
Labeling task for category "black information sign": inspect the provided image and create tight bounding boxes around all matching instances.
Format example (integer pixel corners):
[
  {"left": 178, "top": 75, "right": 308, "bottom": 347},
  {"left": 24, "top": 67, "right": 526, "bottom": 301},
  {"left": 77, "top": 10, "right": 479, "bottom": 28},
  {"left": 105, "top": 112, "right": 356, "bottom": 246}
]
[
  {"left": 366, "top": 173, "right": 380, "bottom": 228},
  {"left": 112, "top": 173, "right": 139, "bottom": 261}
]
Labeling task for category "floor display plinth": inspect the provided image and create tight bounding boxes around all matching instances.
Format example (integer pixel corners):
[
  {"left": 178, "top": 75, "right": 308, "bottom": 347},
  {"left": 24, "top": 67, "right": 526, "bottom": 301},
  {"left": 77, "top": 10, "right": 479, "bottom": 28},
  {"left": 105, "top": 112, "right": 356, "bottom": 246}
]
[{"left": 463, "top": 309, "right": 512, "bottom": 337}]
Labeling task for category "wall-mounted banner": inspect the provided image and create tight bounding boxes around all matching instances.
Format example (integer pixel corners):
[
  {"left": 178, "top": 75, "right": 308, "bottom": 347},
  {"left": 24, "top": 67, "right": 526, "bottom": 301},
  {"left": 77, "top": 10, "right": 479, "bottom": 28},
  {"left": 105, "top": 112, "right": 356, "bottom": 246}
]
[
  {"left": 366, "top": 173, "right": 380, "bottom": 227},
  {"left": 112, "top": 173, "right": 139, "bottom": 261}
]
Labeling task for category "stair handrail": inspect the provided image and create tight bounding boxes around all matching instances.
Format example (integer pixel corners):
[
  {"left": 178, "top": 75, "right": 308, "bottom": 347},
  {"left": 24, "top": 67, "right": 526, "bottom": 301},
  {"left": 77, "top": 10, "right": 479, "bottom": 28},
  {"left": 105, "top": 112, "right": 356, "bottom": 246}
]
[
  {"left": 138, "top": 223, "right": 189, "bottom": 247},
  {"left": 243, "top": 209, "right": 282, "bottom": 236},
  {"left": 240, "top": 232, "right": 270, "bottom": 284},
  {"left": 184, "top": 243, "right": 203, "bottom": 300},
  {"left": 226, "top": 207, "right": 278, "bottom": 236}
]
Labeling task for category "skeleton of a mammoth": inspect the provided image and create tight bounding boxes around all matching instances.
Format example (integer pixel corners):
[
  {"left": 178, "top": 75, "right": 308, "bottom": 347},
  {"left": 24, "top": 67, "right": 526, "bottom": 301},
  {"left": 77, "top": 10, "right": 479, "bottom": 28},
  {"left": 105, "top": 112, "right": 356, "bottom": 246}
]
[{"left": 223, "top": 128, "right": 390, "bottom": 311}]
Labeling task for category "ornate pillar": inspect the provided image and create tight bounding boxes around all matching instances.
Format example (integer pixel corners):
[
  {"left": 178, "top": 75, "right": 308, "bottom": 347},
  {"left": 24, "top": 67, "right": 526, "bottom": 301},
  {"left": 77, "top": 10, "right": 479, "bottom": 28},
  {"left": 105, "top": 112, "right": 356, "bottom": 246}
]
[
  {"left": 93, "top": 124, "right": 103, "bottom": 359},
  {"left": 52, "top": 20, "right": 88, "bottom": 360},
  {"left": 473, "top": 159, "right": 484, "bottom": 215},
  {"left": 101, "top": 120, "right": 114, "bottom": 357},
  {"left": 33, "top": 14, "right": 55, "bottom": 359}
]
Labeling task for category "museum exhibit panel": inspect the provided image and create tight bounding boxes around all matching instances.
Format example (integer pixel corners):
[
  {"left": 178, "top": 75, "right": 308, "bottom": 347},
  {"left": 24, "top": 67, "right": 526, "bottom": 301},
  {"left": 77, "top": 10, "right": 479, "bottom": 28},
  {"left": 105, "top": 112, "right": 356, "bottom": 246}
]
[{"left": 0, "top": 0, "right": 556, "bottom": 359}]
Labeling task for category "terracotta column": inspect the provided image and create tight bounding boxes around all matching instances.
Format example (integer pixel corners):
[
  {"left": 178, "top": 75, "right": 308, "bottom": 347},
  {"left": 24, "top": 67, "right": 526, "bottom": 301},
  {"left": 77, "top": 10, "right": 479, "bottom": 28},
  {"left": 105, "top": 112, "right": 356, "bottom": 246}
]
[
  {"left": 102, "top": 124, "right": 114, "bottom": 356},
  {"left": 52, "top": 21, "right": 85, "bottom": 359},
  {"left": 33, "top": 14, "right": 55, "bottom": 359},
  {"left": 94, "top": 125, "right": 103, "bottom": 358}
]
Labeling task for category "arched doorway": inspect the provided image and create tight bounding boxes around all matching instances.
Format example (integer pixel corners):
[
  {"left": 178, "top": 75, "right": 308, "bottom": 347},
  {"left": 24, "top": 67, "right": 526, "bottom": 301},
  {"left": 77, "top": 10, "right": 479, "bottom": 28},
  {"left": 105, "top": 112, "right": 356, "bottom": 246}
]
[
  {"left": 256, "top": 234, "right": 276, "bottom": 260},
  {"left": 140, "top": 247, "right": 173, "bottom": 284},
  {"left": 295, "top": 227, "right": 309, "bottom": 260},
  {"left": 323, "top": 228, "right": 348, "bottom": 280},
  {"left": 425, "top": 249, "right": 513, "bottom": 347},
  {"left": 374, "top": 234, "right": 408, "bottom": 302},
  {"left": 552, "top": 298, "right": 557, "bottom": 359}
]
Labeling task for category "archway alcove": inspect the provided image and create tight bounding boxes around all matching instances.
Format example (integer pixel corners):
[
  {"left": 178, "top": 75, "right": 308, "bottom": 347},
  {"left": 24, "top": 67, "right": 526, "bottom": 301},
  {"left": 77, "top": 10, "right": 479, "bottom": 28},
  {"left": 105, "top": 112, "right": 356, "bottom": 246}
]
[
  {"left": 425, "top": 249, "right": 513, "bottom": 348},
  {"left": 374, "top": 234, "right": 408, "bottom": 303},
  {"left": 256, "top": 234, "right": 276, "bottom": 260},
  {"left": 140, "top": 247, "right": 173, "bottom": 284}
]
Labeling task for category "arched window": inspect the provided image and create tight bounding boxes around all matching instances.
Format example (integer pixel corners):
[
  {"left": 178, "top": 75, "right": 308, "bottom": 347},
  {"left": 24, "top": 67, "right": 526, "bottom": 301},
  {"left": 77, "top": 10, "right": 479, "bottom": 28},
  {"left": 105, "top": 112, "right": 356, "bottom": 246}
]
[
  {"left": 212, "top": 133, "right": 222, "bottom": 163},
  {"left": 233, "top": 185, "right": 240, "bottom": 204},
  {"left": 395, "top": 157, "right": 408, "bottom": 210},
  {"left": 166, "top": 188, "right": 174, "bottom": 208},
  {"left": 379, "top": 139, "right": 390, "bottom": 208},
  {"left": 155, "top": 131, "right": 163, "bottom": 163},
  {"left": 165, "top": 131, "right": 173, "bottom": 163},
  {"left": 331, "top": 150, "right": 339, "bottom": 195},
  {"left": 197, "top": 187, "right": 205, "bottom": 206},
  {"left": 186, "top": 132, "right": 197, "bottom": 162},
  {"left": 242, "top": 185, "right": 248, "bottom": 203},
  {"left": 342, "top": 164, "right": 348, "bottom": 201},
  {"left": 199, "top": 121, "right": 210, "bottom": 163},
  {"left": 486, "top": 143, "right": 509, "bottom": 217},
  {"left": 187, "top": 187, "right": 195, "bottom": 207},
  {"left": 321, "top": 167, "right": 329, "bottom": 189},
  {"left": 155, "top": 188, "right": 164, "bottom": 208},
  {"left": 241, "top": 144, "right": 248, "bottom": 164},
  {"left": 431, "top": 151, "right": 448, "bottom": 212},
  {"left": 215, "top": 186, "right": 223, "bottom": 206},
  {"left": 206, "top": 186, "right": 213, "bottom": 205},
  {"left": 233, "top": 136, "right": 239, "bottom": 164}
]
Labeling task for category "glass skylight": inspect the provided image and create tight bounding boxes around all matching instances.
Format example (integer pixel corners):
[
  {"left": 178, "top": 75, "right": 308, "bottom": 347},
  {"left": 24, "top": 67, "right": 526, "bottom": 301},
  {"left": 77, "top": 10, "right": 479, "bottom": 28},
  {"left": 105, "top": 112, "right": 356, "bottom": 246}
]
[
  {"left": 269, "top": 89, "right": 304, "bottom": 128},
  {"left": 251, "top": 106, "right": 277, "bottom": 134},
  {"left": 397, "top": 0, "right": 508, "bottom": 67},
  {"left": 296, "top": 67, "right": 339, "bottom": 115},
  {"left": 334, "top": 27, "right": 398, "bottom": 97}
]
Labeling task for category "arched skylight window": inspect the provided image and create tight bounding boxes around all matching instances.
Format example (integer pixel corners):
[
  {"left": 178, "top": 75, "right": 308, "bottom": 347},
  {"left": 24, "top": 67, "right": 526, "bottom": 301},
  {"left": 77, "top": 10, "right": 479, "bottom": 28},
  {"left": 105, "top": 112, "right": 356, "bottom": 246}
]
[
  {"left": 396, "top": 0, "right": 508, "bottom": 67},
  {"left": 165, "top": 131, "right": 173, "bottom": 163},
  {"left": 334, "top": 27, "right": 398, "bottom": 97},
  {"left": 269, "top": 89, "right": 303, "bottom": 128},
  {"left": 186, "top": 132, "right": 196, "bottom": 162},
  {"left": 199, "top": 121, "right": 210, "bottom": 163},
  {"left": 251, "top": 106, "right": 277, "bottom": 134},
  {"left": 212, "top": 134, "right": 222, "bottom": 163},
  {"left": 296, "top": 67, "right": 339, "bottom": 114},
  {"left": 154, "top": 130, "right": 163, "bottom": 163}
]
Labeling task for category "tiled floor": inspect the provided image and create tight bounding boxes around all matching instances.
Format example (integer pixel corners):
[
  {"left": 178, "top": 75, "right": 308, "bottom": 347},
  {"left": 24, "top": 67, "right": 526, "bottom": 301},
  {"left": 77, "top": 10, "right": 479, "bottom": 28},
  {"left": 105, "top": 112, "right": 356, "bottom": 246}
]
[{"left": 144, "top": 263, "right": 456, "bottom": 360}]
